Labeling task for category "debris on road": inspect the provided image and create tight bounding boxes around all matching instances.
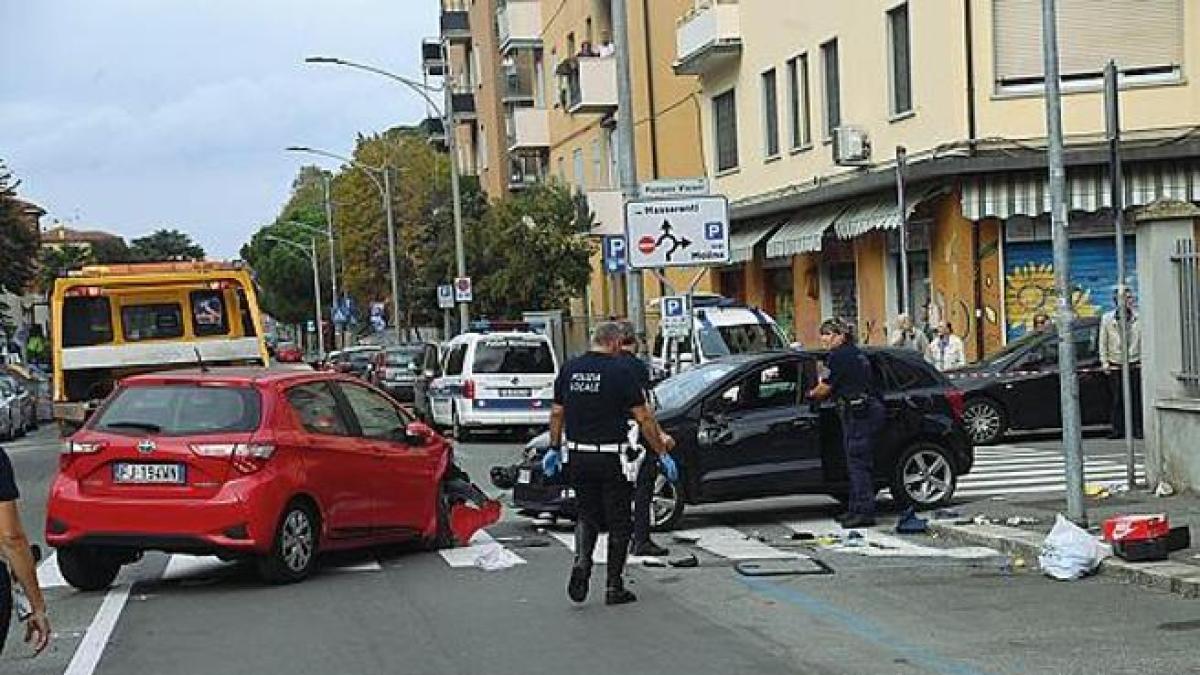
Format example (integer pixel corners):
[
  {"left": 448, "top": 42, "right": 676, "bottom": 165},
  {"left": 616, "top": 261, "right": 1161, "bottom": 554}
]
[
  {"left": 1004, "top": 516, "right": 1041, "bottom": 527},
  {"left": 1155, "top": 481, "right": 1176, "bottom": 498},
  {"left": 474, "top": 545, "right": 525, "bottom": 572},
  {"left": 895, "top": 508, "right": 929, "bottom": 534},
  {"left": 668, "top": 554, "right": 700, "bottom": 568},
  {"left": 672, "top": 533, "right": 701, "bottom": 544},
  {"left": 1039, "top": 514, "right": 1112, "bottom": 581},
  {"left": 790, "top": 531, "right": 816, "bottom": 541},
  {"left": 734, "top": 558, "right": 834, "bottom": 577},
  {"left": 932, "top": 509, "right": 962, "bottom": 520}
]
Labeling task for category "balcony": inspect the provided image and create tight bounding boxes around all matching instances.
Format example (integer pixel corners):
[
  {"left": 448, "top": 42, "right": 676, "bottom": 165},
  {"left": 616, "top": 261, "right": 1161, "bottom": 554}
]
[
  {"left": 674, "top": 0, "right": 742, "bottom": 76},
  {"left": 421, "top": 40, "right": 446, "bottom": 76},
  {"left": 497, "top": 0, "right": 542, "bottom": 54},
  {"left": 451, "top": 85, "right": 477, "bottom": 120},
  {"left": 501, "top": 51, "right": 537, "bottom": 102},
  {"left": 586, "top": 189, "right": 624, "bottom": 236},
  {"left": 560, "top": 57, "right": 617, "bottom": 115},
  {"left": 440, "top": 0, "right": 470, "bottom": 43},
  {"left": 507, "top": 107, "right": 549, "bottom": 151},
  {"left": 508, "top": 153, "right": 548, "bottom": 191}
]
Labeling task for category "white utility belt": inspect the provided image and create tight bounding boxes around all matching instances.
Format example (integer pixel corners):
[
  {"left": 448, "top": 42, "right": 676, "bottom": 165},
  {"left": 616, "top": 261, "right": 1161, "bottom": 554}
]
[{"left": 565, "top": 441, "right": 629, "bottom": 454}]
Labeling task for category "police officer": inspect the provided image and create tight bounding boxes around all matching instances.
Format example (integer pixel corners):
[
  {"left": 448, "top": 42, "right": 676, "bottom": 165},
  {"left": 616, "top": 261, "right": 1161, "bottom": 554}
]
[
  {"left": 543, "top": 321, "right": 677, "bottom": 605},
  {"left": 806, "top": 318, "right": 885, "bottom": 528},
  {"left": 0, "top": 446, "right": 50, "bottom": 656},
  {"left": 617, "top": 323, "right": 669, "bottom": 558}
]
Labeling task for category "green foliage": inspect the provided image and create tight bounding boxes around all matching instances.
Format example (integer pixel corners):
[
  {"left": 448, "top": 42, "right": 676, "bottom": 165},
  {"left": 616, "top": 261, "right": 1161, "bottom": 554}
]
[
  {"left": 90, "top": 237, "right": 131, "bottom": 264},
  {"left": 0, "top": 160, "right": 39, "bottom": 295},
  {"left": 129, "top": 228, "right": 206, "bottom": 262},
  {"left": 36, "top": 245, "right": 92, "bottom": 294}
]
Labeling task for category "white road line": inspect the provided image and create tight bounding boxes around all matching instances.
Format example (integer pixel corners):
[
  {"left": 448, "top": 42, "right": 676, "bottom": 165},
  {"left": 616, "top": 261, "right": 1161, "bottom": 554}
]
[
  {"left": 161, "top": 555, "right": 231, "bottom": 581},
  {"left": 546, "top": 530, "right": 664, "bottom": 565},
  {"left": 63, "top": 585, "right": 131, "bottom": 675},
  {"left": 783, "top": 519, "right": 998, "bottom": 559},
  {"left": 961, "top": 468, "right": 1141, "bottom": 484},
  {"left": 37, "top": 552, "right": 68, "bottom": 589},
  {"left": 439, "top": 530, "right": 526, "bottom": 568},
  {"left": 671, "top": 525, "right": 804, "bottom": 560}
]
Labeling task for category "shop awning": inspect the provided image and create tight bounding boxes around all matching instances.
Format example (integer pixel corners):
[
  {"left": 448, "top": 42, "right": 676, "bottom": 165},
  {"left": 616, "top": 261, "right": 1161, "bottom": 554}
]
[
  {"left": 765, "top": 204, "right": 845, "bottom": 258},
  {"left": 961, "top": 162, "right": 1200, "bottom": 221},
  {"left": 728, "top": 217, "right": 786, "bottom": 264},
  {"left": 833, "top": 184, "right": 951, "bottom": 240}
]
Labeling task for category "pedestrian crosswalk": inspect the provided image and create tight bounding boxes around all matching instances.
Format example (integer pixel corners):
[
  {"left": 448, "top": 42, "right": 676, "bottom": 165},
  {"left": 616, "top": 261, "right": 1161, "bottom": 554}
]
[{"left": 956, "top": 445, "right": 1145, "bottom": 499}]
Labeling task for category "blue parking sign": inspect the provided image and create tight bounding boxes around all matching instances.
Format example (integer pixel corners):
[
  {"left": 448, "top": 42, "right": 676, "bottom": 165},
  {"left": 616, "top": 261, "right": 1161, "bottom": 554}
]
[
  {"left": 662, "top": 296, "right": 686, "bottom": 318},
  {"left": 603, "top": 235, "right": 627, "bottom": 274},
  {"left": 705, "top": 221, "right": 724, "bottom": 241}
]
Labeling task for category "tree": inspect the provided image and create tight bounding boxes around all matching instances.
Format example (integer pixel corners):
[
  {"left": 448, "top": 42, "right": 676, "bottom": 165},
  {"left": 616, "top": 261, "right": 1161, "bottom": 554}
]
[
  {"left": 129, "top": 229, "right": 206, "bottom": 262},
  {"left": 0, "top": 160, "right": 39, "bottom": 296},
  {"left": 90, "top": 237, "right": 131, "bottom": 264},
  {"left": 36, "top": 245, "right": 92, "bottom": 294}
]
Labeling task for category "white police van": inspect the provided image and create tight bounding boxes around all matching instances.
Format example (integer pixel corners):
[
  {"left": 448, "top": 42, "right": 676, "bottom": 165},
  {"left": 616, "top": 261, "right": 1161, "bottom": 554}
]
[
  {"left": 651, "top": 297, "right": 790, "bottom": 379},
  {"left": 429, "top": 324, "right": 558, "bottom": 440}
]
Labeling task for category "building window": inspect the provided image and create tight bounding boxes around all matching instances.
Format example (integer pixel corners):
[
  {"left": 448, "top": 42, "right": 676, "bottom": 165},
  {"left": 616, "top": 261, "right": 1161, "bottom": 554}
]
[
  {"left": 821, "top": 39, "right": 840, "bottom": 139},
  {"left": 761, "top": 68, "right": 780, "bottom": 159},
  {"left": 572, "top": 148, "right": 585, "bottom": 191},
  {"left": 591, "top": 139, "right": 603, "bottom": 188},
  {"left": 713, "top": 89, "right": 739, "bottom": 173},
  {"left": 888, "top": 3, "right": 913, "bottom": 115},
  {"left": 787, "top": 54, "right": 812, "bottom": 149}
]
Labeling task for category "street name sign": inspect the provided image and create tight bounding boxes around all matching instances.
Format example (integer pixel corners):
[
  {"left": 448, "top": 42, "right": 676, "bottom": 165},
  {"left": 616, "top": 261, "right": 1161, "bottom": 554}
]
[
  {"left": 639, "top": 177, "right": 710, "bottom": 200},
  {"left": 660, "top": 295, "right": 691, "bottom": 338},
  {"left": 625, "top": 196, "right": 730, "bottom": 269}
]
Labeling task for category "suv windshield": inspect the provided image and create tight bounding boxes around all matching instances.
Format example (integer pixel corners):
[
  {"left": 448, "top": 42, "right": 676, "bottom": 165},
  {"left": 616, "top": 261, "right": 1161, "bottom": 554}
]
[
  {"left": 473, "top": 339, "right": 555, "bottom": 374},
  {"left": 653, "top": 361, "right": 740, "bottom": 412},
  {"left": 94, "top": 385, "right": 261, "bottom": 436},
  {"left": 697, "top": 324, "right": 786, "bottom": 359}
]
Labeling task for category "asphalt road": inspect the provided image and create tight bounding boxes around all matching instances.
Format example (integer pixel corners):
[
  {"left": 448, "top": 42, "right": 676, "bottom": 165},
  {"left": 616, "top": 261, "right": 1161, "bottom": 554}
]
[{"left": 4, "top": 428, "right": 1198, "bottom": 675}]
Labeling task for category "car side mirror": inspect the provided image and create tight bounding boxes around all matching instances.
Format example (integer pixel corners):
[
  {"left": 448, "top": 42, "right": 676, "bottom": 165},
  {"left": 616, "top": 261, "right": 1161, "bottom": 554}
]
[{"left": 404, "top": 421, "right": 435, "bottom": 445}]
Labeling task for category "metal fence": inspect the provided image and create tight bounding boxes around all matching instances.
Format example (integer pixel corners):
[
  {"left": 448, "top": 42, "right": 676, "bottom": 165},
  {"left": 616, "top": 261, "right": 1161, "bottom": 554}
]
[{"left": 1174, "top": 238, "right": 1200, "bottom": 395}]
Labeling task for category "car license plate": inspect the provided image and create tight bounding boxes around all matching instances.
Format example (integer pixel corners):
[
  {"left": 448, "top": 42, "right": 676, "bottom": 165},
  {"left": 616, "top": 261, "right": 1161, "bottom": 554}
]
[
  {"left": 113, "top": 463, "right": 185, "bottom": 485},
  {"left": 500, "top": 388, "right": 532, "bottom": 398},
  {"left": 518, "top": 469, "right": 532, "bottom": 484}
]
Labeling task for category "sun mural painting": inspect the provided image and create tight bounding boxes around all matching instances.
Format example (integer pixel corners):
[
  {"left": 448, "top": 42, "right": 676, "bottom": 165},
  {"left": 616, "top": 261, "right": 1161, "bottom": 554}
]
[{"left": 1005, "top": 262, "right": 1100, "bottom": 334}]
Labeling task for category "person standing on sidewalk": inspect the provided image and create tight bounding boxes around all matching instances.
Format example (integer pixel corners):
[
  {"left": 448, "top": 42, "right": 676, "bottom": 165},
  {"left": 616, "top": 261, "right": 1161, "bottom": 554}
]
[
  {"left": 541, "top": 321, "right": 677, "bottom": 605},
  {"left": 0, "top": 447, "right": 50, "bottom": 656},
  {"left": 617, "top": 323, "right": 669, "bottom": 558},
  {"left": 807, "top": 319, "right": 885, "bottom": 528},
  {"left": 926, "top": 321, "right": 966, "bottom": 372},
  {"left": 1100, "top": 287, "right": 1143, "bottom": 439},
  {"left": 889, "top": 313, "right": 929, "bottom": 354}
]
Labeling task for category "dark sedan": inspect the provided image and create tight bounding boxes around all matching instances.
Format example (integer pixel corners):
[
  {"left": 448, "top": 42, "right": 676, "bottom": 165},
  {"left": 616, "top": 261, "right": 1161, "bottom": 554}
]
[
  {"left": 948, "top": 317, "right": 1112, "bottom": 445},
  {"left": 371, "top": 345, "right": 425, "bottom": 401},
  {"left": 498, "top": 349, "right": 973, "bottom": 530}
]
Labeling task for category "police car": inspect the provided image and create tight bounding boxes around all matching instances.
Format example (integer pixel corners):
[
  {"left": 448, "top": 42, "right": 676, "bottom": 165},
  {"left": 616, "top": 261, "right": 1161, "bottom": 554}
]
[
  {"left": 651, "top": 296, "right": 789, "bottom": 380},
  {"left": 429, "top": 324, "right": 558, "bottom": 440}
]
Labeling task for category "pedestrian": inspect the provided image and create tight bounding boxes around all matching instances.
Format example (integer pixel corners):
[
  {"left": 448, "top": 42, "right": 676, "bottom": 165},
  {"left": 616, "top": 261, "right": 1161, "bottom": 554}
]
[
  {"left": 889, "top": 313, "right": 929, "bottom": 354},
  {"left": 0, "top": 446, "right": 51, "bottom": 656},
  {"left": 617, "top": 323, "right": 669, "bottom": 558},
  {"left": 542, "top": 321, "right": 676, "bottom": 605},
  {"left": 926, "top": 321, "right": 966, "bottom": 371},
  {"left": 1100, "top": 287, "right": 1143, "bottom": 439},
  {"left": 806, "top": 319, "right": 885, "bottom": 528}
]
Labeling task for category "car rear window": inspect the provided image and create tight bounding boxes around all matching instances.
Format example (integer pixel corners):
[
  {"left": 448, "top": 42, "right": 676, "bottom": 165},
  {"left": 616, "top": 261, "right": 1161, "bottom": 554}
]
[
  {"left": 190, "top": 290, "right": 229, "bottom": 337},
  {"left": 94, "top": 385, "right": 261, "bottom": 436},
  {"left": 121, "top": 303, "right": 184, "bottom": 341},
  {"left": 385, "top": 350, "right": 421, "bottom": 367},
  {"left": 62, "top": 296, "right": 114, "bottom": 347},
  {"left": 472, "top": 340, "right": 554, "bottom": 374},
  {"left": 883, "top": 355, "right": 944, "bottom": 390}
]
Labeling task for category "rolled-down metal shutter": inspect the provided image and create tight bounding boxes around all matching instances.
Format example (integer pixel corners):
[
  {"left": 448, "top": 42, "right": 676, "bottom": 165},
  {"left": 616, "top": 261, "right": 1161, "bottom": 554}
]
[{"left": 993, "top": 0, "right": 1183, "bottom": 84}]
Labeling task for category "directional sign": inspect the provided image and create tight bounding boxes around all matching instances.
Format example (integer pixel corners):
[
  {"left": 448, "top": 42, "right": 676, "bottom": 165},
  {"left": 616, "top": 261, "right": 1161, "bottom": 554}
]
[
  {"left": 454, "top": 277, "right": 473, "bottom": 303},
  {"left": 602, "top": 235, "right": 627, "bottom": 274},
  {"left": 660, "top": 295, "right": 691, "bottom": 338},
  {"left": 437, "top": 285, "right": 455, "bottom": 310},
  {"left": 625, "top": 196, "right": 730, "bottom": 269},
  {"left": 639, "top": 177, "right": 710, "bottom": 200}
]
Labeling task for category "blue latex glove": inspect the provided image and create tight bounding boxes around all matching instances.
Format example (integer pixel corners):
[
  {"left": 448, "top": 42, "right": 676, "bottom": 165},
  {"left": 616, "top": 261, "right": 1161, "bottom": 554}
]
[
  {"left": 659, "top": 454, "right": 679, "bottom": 483},
  {"left": 542, "top": 447, "right": 563, "bottom": 477}
]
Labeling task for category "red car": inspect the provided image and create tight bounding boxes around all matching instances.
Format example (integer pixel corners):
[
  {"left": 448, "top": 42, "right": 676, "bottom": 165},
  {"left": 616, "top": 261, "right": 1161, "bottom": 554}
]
[
  {"left": 275, "top": 342, "right": 303, "bottom": 363},
  {"left": 45, "top": 369, "right": 500, "bottom": 590}
]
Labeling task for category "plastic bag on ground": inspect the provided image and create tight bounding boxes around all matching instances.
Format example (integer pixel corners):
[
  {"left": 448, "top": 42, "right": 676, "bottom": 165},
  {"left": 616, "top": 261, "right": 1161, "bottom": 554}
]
[
  {"left": 474, "top": 545, "right": 524, "bottom": 571},
  {"left": 1038, "top": 514, "right": 1112, "bottom": 581}
]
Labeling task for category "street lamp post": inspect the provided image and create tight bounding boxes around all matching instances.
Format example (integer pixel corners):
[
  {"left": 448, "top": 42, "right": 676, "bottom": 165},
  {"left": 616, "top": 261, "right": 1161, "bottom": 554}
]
[
  {"left": 305, "top": 55, "right": 470, "bottom": 333},
  {"left": 283, "top": 219, "right": 339, "bottom": 342},
  {"left": 265, "top": 234, "right": 324, "bottom": 359},
  {"left": 322, "top": 173, "right": 340, "bottom": 349}
]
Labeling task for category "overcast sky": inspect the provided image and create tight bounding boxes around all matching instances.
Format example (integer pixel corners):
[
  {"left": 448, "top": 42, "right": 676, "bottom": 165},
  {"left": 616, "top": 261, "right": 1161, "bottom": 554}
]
[{"left": 1, "top": 0, "right": 435, "bottom": 258}]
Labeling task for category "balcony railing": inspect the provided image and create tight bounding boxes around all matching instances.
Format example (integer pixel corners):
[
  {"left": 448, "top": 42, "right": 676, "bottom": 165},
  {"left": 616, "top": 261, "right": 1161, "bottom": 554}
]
[
  {"left": 559, "top": 56, "right": 617, "bottom": 115},
  {"left": 502, "top": 51, "right": 537, "bottom": 101},
  {"left": 587, "top": 189, "right": 624, "bottom": 236},
  {"left": 440, "top": 0, "right": 470, "bottom": 42},
  {"left": 509, "top": 153, "right": 548, "bottom": 190},
  {"left": 451, "top": 85, "right": 476, "bottom": 119},
  {"left": 507, "top": 107, "right": 549, "bottom": 151},
  {"left": 497, "top": 0, "right": 542, "bottom": 54},
  {"left": 421, "top": 40, "right": 446, "bottom": 76},
  {"left": 674, "top": 0, "right": 742, "bottom": 76}
]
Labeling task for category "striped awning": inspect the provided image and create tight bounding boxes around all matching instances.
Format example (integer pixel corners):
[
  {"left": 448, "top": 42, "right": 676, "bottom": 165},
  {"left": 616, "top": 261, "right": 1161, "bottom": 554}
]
[
  {"left": 833, "top": 184, "right": 951, "bottom": 240},
  {"left": 961, "top": 162, "right": 1200, "bottom": 221},
  {"left": 765, "top": 204, "right": 845, "bottom": 258},
  {"left": 728, "top": 217, "right": 786, "bottom": 264}
]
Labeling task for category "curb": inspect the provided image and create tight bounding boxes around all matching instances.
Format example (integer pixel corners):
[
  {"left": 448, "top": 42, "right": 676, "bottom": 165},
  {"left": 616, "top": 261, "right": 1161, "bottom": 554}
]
[{"left": 928, "top": 521, "right": 1200, "bottom": 599}]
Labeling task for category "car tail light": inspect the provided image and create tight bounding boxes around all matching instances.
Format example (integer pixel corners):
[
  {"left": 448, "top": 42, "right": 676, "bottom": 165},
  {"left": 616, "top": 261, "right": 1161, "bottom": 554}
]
[
  {"left": 191, "top": 443, "right": 276, "bottom": 474},
  {"left": 463, "top": 379, "right": 476, "bottom": 400},
  {"left": 64, "top": 440, "right": 105, "bottom": 455},
  {"left": 945, "top": 389, "right": 965, "bottom": 422}
]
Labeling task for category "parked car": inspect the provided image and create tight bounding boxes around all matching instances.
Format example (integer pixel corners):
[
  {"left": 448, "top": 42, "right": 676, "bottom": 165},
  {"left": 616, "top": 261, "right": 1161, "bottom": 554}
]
[
  {"left": 650, "top": 297, "right": 789, "bottom": 381},
  {"left": 947, "top": 317, "right": 1111, "bottom": 445},
  {"left": 371, "top": 345, "right": 426, "bottom": 402},
  {"left": 503, "top": 348, "right": 973, "bottom": 529},
  {"left": 412, "top": 341, "right": 446, "bottom": 423},
  {"left": 331, "top": 346, "right": 382, "bottom": 379},
  {"left": 0, "top": 379, "right": 19, "bottom": 441},
  {"left": 274, "top": 341, "right": 304, "bottom": 363},
  {"left": 0, "top": 373, "right": 36, "bottom": 435},
  {"left": 45, "top": 368, "right": 501, "bottom": 590}
]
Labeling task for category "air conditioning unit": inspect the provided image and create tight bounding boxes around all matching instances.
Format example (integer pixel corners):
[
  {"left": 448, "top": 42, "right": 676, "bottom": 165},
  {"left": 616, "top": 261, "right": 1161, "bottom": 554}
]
[{"left": 833, "top": 126, "right": 872, "bottom": 166}]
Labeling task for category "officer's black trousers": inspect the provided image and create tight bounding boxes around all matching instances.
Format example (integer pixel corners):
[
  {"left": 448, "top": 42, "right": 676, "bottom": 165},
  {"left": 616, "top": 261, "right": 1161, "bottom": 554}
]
[
  {"left": 631, "top": 454, "right": 658, "bottom": 547},
  {"left": 567, "top": 452, "right": 633, "bottom": 588},
  {"left": 841, "top": 399, "right": 885, "bottom": 517},
  {"left": 0, "top": 561, "right": 11, "bottom": 654}
]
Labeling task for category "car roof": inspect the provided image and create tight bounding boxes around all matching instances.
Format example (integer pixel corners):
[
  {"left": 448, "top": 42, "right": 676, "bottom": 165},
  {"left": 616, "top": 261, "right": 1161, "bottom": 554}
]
[
  {"left": 694, "top": 307, "right": 777, "bottom": 327},
  {"left": 120, "top": 367, "right": 348, "bottom": 388}
]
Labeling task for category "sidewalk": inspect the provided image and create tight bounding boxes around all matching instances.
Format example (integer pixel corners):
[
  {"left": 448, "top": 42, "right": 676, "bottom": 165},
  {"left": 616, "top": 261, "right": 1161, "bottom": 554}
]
[{"left": 929, "top": 486, "right": 1200, "bottom": 598}]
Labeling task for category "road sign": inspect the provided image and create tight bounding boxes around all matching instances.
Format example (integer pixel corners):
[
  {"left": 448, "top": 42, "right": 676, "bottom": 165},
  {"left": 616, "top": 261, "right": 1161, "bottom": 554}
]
[
  {"left": 437, "top": 284, "right": 455, "bottom": 310},
  {"left": 305, "top": 320, "right": 316, "bottom": 333},
  {"left": 454, "top": 277, "right": 473, "bottom": 303},
  {"left": 660, "top": 295, "right": 691, "bottom": 338},
  {"left": 639, "top": 177, "right": 710, "bottom": 200},
  {"left": 602, "top": 235, "right": 627, "bottom": 274},
  {"left": 625, "top": 196, "right": 730, "bottom": 269},
  {"left": 369, "top": 302, "right": 387, "bottom": 333}
]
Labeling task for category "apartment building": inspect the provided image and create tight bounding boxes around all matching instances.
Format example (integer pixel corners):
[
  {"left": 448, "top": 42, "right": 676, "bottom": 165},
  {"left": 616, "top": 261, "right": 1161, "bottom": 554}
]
[{"left": 676, "top": 0, "right": 1200, "bottom": 354}]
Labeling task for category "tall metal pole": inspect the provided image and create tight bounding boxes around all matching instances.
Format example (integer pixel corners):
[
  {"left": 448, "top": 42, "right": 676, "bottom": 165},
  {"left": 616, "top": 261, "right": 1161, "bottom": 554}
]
[
  {"left": 1042, "top": 0, "right": 1086, "bottom": 525},
  {"left": 382, "top": 166, "right": 403, "bottom": 344},
  {"left": 310, "top": 238, "right": 325, "bottom": 359},
  {"left": 896, "top": 146, "right": 910, "bottom": 316},
  {"left": 613, "top": 0, "right": 645, "bottom": 347},
  {"left": 1104, "top": 61, "right": 1138, "bottom": 489},
  {"left": 322, "top": 172, "right": 340, "bottom": 350},
  {"left": 442, "top": 40, "right": 470, "bottom": 333}
]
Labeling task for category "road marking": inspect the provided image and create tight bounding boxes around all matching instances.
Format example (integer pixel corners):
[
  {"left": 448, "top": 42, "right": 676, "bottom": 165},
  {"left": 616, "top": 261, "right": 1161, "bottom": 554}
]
[
  {"left": 671, "top": 525, "right": 804, "bottom": 560},
  {"left": 37, "top": 552, "right": 68, "bottom": 588},
  {"left": 439, "top": 530, "right": 526, "bottom": 568},
  {"left": 161, "top": 555, "right": 231, "bottom": 581},
  {"left": 63, "top": 585, "right": 131, "bottom": 675},
  {"left": 326, "top": 559, "right": 384, "bottom": 573},
  {"left": 783, "top": 519, "right": 998, "bottom": 559},
  {"left": 546, "top": 530, "right": 664, "bottom": 564}
]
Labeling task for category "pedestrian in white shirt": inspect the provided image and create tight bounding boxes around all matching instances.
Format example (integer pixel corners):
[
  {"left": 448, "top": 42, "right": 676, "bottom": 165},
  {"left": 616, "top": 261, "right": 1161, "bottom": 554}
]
[
  {"left": 889, "top": 313, "right": 929, "bottom": 354},
  {"left": 926, "top": 321, "right": 966, "bottom": 371},
  {"left": 1099, "top": 287, "right": 1143, "bottom": 439}
]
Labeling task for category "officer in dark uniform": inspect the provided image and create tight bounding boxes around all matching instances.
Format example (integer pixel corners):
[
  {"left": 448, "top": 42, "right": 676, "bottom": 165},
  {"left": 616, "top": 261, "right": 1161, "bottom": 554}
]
[
  {"left": 543, "top": 321, "right": 677, "bottom": 605},
  {"left": 618, "top": 323, "right": 669, "bottom": 557},
  {"left": 806, "top": 318, "right": 885, "bottom": 528}
]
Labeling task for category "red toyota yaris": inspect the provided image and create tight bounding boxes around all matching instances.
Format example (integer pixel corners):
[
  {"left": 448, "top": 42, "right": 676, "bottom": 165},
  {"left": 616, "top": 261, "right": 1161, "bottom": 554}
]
[{"left": 46, "top": 369, "right": 500, "bottom": 590}]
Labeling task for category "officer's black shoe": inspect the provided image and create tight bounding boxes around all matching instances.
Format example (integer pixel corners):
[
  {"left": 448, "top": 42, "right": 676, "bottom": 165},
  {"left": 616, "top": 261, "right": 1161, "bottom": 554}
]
[
  {"left": 834, "top": 512, "right": 853, "bottom": 525},
  {"left": 631, "top": 540, "right": 669, "bottom": 557},
  {"left": 839, "top": 514, "right": 877, "bottom": 529},
  {"left": 568, "top": 566, "right": 591, "bottom": 603},
  {"left": 605, "top": 587, "right": 638, "bottom": 605}
]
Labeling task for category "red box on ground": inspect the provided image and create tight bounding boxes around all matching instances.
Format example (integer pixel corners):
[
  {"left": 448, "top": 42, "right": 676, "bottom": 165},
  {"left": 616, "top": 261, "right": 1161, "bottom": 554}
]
[{"left": 1102, "top": 514, "right": 1171, "bottom": 543}]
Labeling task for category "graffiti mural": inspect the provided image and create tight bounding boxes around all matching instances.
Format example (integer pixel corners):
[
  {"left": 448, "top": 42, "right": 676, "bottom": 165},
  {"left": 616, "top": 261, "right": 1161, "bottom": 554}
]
[{"left": 1003, "top": 237, "right": 1137, "bottom": 341}]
